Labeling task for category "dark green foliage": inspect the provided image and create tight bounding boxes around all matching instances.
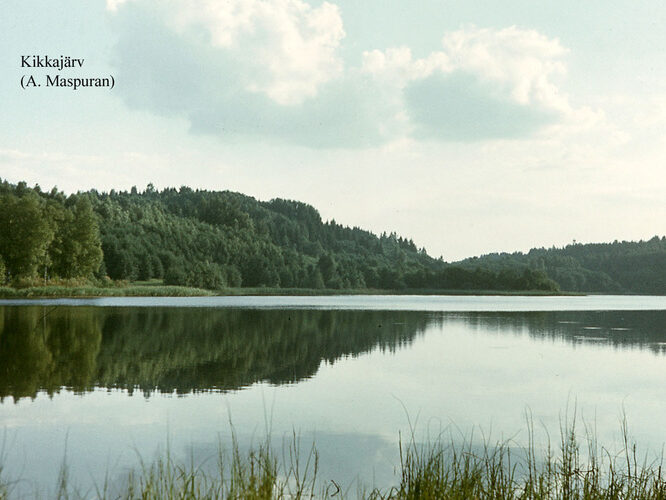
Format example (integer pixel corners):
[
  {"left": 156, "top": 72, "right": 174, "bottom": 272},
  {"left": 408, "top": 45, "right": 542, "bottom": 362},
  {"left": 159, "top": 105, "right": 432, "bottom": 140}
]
[
  {"left": 0, "top": 192, "right": 53, "bottom": 280},
  {"left": 48, "top": 195, "right": 104, "bottom": 278},
  {"left": 84, "top": 184, "right": 565, "bottom": 292},
  {"left": 0, "top": 182, "right": 102, "bottom": 282},
  {"left": 87, "top": 185, "right": 451, "bottom": 291},
  {"left": 1, "top": 178, "right": 663, "bottom": 293},
  {"left": 460, "top": 236, "right": 666, "bottom": 293},
  {"left": 164, "top": 265, "right": 188, "bottom": 287}
]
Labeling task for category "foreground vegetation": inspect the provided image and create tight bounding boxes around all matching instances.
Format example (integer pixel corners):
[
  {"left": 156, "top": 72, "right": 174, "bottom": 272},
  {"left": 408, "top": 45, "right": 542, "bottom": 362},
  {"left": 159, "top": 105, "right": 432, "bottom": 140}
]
[{"left": 3, "top": 417, "right": 666, "bottom": 499}]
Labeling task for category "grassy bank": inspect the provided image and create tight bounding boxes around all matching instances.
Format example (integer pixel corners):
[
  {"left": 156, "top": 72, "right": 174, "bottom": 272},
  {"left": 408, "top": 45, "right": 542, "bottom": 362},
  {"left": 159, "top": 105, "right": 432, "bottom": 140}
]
[
  {"left": 0, "top": 282, "right": 580, "bottom": 299},
  {"left": 3, "top": 418, "right": 665, "bottom": 499},
  {"left": 0, "top": 285, "right": 215, "bottom": 298}
]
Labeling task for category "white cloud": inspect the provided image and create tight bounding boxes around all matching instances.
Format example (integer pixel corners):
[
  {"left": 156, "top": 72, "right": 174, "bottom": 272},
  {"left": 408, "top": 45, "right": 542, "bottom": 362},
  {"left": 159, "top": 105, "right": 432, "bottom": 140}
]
[
  {"left": 359, "top": 26, "right": 610, "bottom": 142},
  {"left": 362, "top": 47, "right": 450, "bottom": 87},
  {"left": 109, "top": 0, "right": 345, "bottom": 105},
  {"left": 442, "top": 26, "right": 568, "bottom": 108},
  {"left": 363, "top": 26, "right": 570, "bottom": 114},
  {"left": 109, "top": 6, "right": 593, "bottom": 146}
]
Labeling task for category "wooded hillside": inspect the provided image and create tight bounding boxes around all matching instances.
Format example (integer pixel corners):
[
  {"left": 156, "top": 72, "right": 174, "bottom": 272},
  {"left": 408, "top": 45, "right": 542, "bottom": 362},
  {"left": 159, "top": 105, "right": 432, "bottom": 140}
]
[{"left": 1, "top": 179, "right": 663, "bottom": 294}]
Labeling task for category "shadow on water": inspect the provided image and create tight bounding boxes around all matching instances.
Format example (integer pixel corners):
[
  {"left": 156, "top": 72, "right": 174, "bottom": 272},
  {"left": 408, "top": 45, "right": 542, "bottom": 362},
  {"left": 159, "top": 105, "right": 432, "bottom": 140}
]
[{"left": 1, "top": 307, "right": 665, "bottom": 401}]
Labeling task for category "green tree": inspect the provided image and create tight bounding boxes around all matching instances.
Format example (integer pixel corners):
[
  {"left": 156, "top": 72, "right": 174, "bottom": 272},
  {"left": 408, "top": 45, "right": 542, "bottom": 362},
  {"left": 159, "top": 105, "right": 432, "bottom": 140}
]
[
  {"left": 49, "top": 196, "right": 103, "bottom": 278},
  {"left": 0, "top": 193, "right": 54, "bottom": 280},
  {"left": 317, "top": 254, "right": 337, "bottom": 287}
]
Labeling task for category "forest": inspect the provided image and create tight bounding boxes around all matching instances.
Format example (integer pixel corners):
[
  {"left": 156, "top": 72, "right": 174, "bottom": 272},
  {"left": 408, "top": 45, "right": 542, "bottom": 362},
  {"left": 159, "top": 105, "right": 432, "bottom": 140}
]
[
  {"left": 0, "top": 178, "right": 664, "bottom": 294},
  {"left": 457, "top": 237, "right": 666, "bottom": 294}
]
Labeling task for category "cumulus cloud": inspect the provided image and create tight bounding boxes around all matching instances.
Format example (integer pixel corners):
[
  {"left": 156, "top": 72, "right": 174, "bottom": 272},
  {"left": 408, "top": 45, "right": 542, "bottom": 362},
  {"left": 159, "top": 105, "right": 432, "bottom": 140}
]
[
  {"left": 362, "top": 47, "right": 451, "bottom": 87},
  {"left": 108, "top": 1, "right": 580, "bottom": 147},
  {"left": 174, "top": 0, "right": 344, "bottom": 105},
  {"left": 441, "top": 26, "right": 568, "bottom": 109},
  {"left": 362, "top": 26, "right": 573, "bottom": 141},
  {"left": 110, "top": 0, "right": 344, "bottom": 105},
  {"left": 405, "top": 72, "right": 555, "bottom": 141},
  {"left": 109, "top": 0, "right": 401, "bottom": 147}
]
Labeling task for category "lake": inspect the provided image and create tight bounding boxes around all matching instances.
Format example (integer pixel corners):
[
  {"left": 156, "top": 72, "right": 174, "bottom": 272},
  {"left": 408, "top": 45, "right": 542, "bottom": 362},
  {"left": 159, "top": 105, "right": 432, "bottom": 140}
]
[{"left": 1, "top": 295, "right": 666, "bottom": 497}]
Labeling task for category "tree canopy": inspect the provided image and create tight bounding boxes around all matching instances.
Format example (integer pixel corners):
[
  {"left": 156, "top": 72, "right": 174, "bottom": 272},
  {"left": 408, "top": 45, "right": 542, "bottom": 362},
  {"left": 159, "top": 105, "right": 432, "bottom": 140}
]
[
  {"left": 1, "top": 179, "right": 663, "bottom": 294},
  {"left": 0, "top": 181, "right": 102, "bottom": 283}
]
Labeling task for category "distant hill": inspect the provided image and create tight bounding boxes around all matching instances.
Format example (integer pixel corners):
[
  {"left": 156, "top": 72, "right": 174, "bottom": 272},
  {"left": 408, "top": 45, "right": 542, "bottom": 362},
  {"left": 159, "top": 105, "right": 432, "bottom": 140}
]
[
  {"left": 456, "top": 237, "right": 666, "bottom": 294},
  {"left": 89, "top": 184, "right": 557, "bottom": 291},
  {"left": 0, "top": 179, "right": 663, "bottom": 294}
]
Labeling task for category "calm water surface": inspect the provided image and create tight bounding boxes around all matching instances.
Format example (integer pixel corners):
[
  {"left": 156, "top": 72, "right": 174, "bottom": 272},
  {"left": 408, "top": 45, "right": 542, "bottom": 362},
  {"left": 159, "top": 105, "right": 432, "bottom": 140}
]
[{"left": 1, "top": 295, "right": 666, "bottom": 497}]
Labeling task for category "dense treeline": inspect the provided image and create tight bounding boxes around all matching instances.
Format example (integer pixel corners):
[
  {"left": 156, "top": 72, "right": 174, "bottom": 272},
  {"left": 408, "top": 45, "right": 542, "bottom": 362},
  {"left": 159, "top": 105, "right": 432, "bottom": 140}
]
[
  {"left": 1, "top": 179, "right": 663, "bottom": 293},
  {"left": 0, "top": 179, "right": 559, "bottom": 292},
  {"left": 95, "top": 184, "right": 434, "bottom": 290},
  {"left": 90, "top": 184, "right": 560, "bottom": 291},
  {"left": 458, "top": 237, "right": 666, "bottom": 294}
]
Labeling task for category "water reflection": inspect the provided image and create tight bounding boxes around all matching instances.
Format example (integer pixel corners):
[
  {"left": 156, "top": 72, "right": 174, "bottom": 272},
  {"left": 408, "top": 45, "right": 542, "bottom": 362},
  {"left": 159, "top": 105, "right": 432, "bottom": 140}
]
[
  {"left": 2, "top": 305, "right": 666, "bottom": 497},
  {"left": 455, "top": 310, "right": 666, "bottom": 353},
  {"left": 0, "top": 307, "right": 431, "bottom": 401},
  {"left": 0, "top": 307, "right": 102, "bottom": 400},
  {"left": 1, "top": 307, "right": 665, "bottom": 401}
]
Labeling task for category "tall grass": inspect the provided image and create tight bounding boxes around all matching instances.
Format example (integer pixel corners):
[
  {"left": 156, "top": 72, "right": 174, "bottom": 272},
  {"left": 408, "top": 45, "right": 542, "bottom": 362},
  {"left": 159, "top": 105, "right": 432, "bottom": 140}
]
[
  {"left": 3, "top": 416, "right": 666, "bottom": 499},
  {"left": 373, "top": 412, "right": 666, "bottom": 500},
  {"left": 35, "top": 431, "right": 322, "bottom": 500}
]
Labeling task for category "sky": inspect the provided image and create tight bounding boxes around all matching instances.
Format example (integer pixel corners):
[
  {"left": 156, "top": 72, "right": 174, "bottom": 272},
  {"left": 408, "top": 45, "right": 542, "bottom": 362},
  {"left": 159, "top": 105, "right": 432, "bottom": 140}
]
[{"left": 1, "top": 0, "right": 665, "bottom": 260}]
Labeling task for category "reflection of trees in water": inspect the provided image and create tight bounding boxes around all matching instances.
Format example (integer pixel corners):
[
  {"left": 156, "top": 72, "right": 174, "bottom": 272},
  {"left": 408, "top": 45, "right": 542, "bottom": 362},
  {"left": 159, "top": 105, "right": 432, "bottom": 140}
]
[
  {"left": 0, "top": 307, "right": 102, "bottom": 401},
  {"left": 453, "top": 311, "right": 666, "bottom": 353},
  {"left": 2, "top": 307, "right": 664, "bottom": 402},
  {"left": 0, "top": 307, "right": 433, "bottom": 400}
]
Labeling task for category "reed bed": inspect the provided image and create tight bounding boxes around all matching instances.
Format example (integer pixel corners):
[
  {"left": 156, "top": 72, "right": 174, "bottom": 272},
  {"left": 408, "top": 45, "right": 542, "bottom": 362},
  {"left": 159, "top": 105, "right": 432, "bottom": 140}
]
[
  {"left": 0, "top": 285, "right": 213, "bottom": 298},
  {"left": 374, "top": 415, "right": 666, "bottom": 500},
  {"left": 3, "top": 416, "right": 666, "bottom": 499}
]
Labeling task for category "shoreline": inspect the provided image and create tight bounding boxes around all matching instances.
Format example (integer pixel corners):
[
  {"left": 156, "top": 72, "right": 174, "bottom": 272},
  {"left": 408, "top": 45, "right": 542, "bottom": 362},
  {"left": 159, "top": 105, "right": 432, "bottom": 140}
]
[{"left": 0, "top": 284, "right": 585, "bottom": 299}]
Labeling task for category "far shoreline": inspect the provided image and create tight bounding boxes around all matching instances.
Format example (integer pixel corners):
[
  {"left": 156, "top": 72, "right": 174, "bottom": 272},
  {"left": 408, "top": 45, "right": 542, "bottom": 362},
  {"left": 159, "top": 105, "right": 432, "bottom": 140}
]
[{"left": 0, "top": 283, "right": 586, "bottom": 299}]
